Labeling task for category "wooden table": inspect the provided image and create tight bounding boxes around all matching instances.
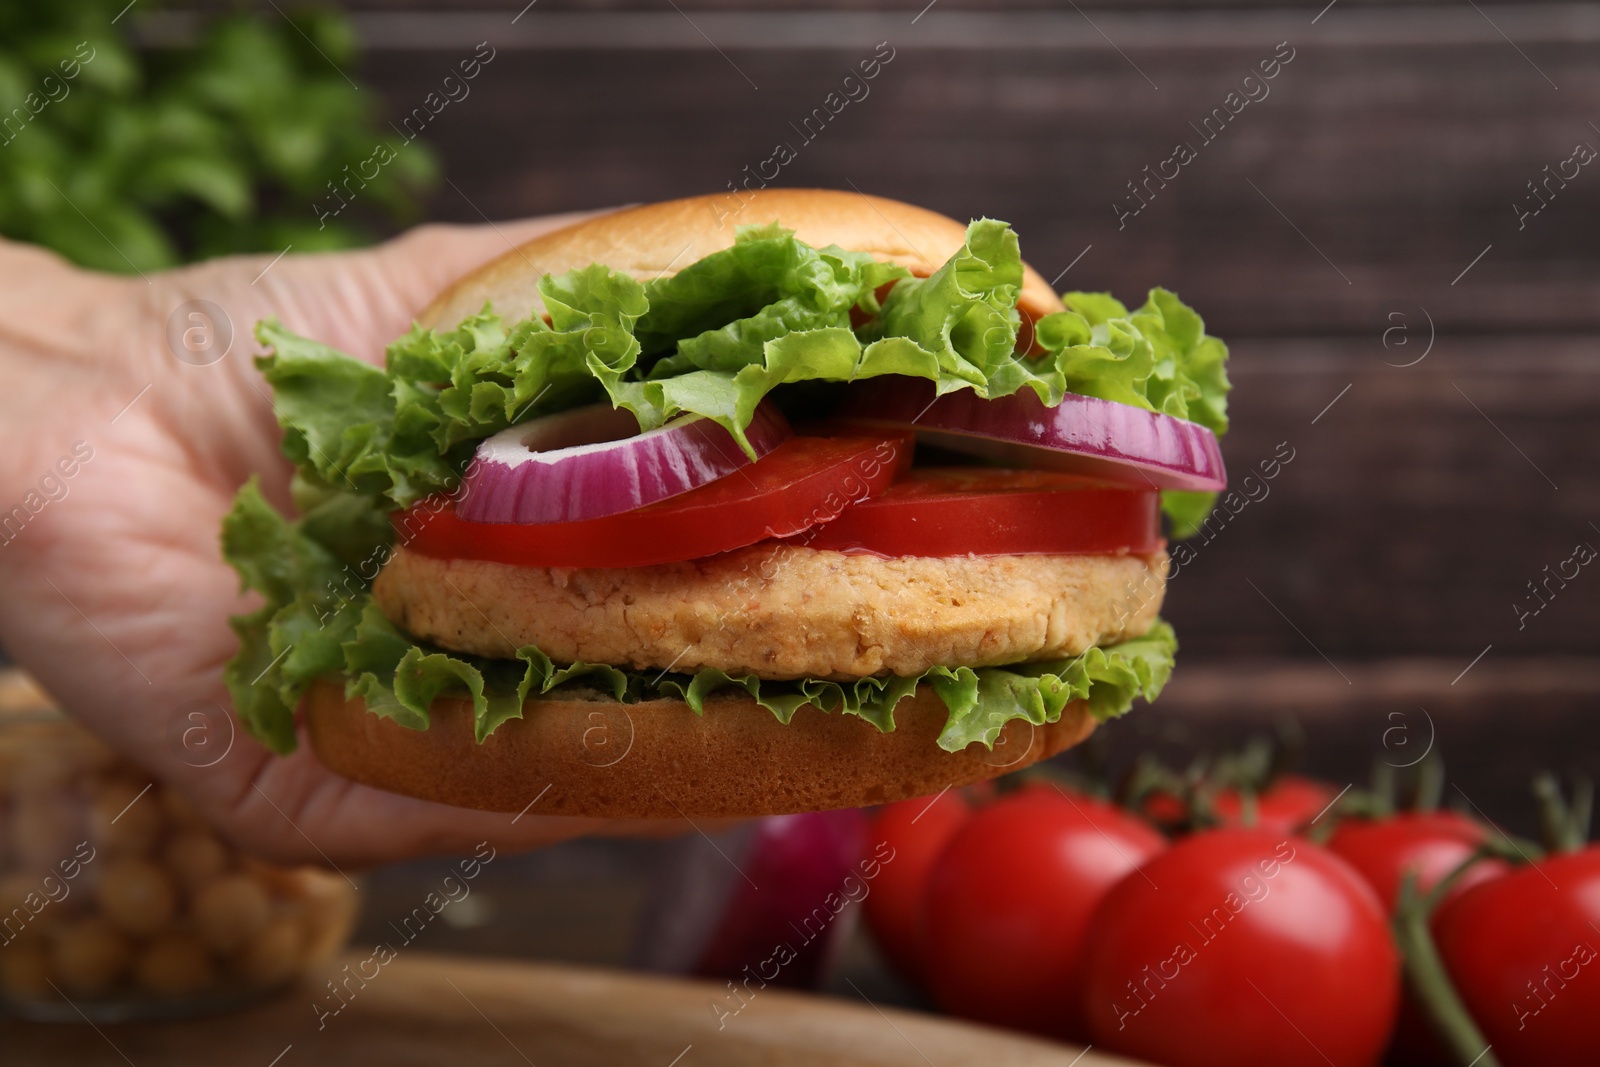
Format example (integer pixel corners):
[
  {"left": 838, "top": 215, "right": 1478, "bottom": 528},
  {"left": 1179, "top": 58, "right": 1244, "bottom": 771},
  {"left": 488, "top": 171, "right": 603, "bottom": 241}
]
[{"left": 0, "top": 952, "right": 1149, "bottom": 1067}]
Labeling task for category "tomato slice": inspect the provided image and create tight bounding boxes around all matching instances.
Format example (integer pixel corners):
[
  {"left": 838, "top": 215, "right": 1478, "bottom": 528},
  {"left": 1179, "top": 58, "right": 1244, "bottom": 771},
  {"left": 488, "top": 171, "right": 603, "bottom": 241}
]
[
  {"left": 790, "top": 468, "right": 1162, "bottom": 557},
  {"left": 396, "top": 431, "right": 912, "bottom": 568}
]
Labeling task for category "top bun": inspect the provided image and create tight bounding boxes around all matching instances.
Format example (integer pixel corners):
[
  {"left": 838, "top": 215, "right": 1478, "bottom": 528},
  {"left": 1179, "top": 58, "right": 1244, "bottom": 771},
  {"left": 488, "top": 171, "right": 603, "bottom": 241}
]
[{"left": 419, "top": 189, "right": 1066, "bottom": 331}]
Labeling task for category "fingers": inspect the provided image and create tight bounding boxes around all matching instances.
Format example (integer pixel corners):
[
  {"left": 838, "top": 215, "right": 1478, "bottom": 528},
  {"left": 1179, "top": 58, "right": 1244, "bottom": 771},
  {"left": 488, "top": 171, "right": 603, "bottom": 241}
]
[
  {"left": 149, "top": 206, "right": 624, "bottom": 372},
  {"left": 367, "top": 208, "right": 620, "bottom": 324},
  {"left": 222, "top": 747, "right": 692, "bottom": 870}
]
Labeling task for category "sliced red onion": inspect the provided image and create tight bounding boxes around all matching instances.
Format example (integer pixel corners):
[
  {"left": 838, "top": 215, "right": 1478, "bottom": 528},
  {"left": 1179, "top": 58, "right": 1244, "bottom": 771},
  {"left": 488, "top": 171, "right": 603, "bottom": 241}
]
[
  {"left": 839, "top": 379, "right": 1227, "bottom": 492},
  {"left": 457, "top": 401, "right": 791, "bottom": 524},
  {"left": 629, "top": 809, "right": 870, "bottom": 990}
]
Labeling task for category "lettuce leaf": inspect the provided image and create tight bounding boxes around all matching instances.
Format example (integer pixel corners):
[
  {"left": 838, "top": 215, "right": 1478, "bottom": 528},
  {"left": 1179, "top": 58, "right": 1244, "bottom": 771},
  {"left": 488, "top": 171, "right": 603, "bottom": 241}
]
[
  {"left": 1053, "top": 288, "right": 1229, "bottom": 436},
  {"left": 254, "top": 220, "right": 1229, "bottom": 497},
  {"left": 221, "top": 477, "right": 363, "bottom": 751},
  {"left": 636, "top": 222, "right": 907, "bottom": 369},
  {"left": 1160, "top": 489, "right": 1219, "bottom": 541},
  {"left": 221, "top": 484, "right": 1174, "bottom": 754},
  {"left": 255, "top": 263, "right": 646, "bottom": 509}
]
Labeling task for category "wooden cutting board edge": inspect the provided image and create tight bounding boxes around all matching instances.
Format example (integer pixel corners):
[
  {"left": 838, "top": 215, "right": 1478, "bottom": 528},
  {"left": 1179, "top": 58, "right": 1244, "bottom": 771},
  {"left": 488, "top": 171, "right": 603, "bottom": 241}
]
[{"left": 1, "top": 951, "right": 1158, "bottom": 1067}]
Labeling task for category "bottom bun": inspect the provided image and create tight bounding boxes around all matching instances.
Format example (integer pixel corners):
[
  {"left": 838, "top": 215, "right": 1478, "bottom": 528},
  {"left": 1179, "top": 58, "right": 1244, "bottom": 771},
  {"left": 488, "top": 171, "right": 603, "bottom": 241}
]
[{"left": 304, "top": 681, "right": 1095, "bottom": 818}]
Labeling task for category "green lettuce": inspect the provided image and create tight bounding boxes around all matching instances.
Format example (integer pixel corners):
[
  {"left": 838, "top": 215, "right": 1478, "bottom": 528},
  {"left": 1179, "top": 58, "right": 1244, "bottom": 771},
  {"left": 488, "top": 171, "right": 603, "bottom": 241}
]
[
  {"left": 1056, "top": 288, "right": 1229, "bottom": 437},
  {"left": 227, "top": 217, "right": 1221, "bottom": 752},
  {"left": 1158, "top": 490, "right": 1219, "bottom": 541},
  {"left": 222, "top": 480, "right": 1174, "bottom": 753},
  {"left": 254, "top": 220, "right": 1229, "bottom": 498}
]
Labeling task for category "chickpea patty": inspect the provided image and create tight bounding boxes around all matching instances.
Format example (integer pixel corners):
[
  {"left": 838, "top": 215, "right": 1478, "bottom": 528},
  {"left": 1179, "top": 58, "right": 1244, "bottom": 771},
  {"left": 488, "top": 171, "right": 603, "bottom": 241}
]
[{"left": 373, "top": 544, "right": 1168, "bottom": 681}]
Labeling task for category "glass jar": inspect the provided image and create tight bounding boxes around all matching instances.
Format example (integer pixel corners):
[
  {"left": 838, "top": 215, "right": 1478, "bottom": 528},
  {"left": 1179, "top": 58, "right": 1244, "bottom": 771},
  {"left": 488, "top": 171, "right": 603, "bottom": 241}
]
[{"left": 0, "top": 671, "right": 359, "bottom": 1021}]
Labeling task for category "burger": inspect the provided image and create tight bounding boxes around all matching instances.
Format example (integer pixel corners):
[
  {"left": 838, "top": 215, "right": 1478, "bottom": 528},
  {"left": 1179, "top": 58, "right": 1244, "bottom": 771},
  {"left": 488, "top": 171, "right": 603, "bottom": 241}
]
[{"left": 222, "top": 189, "right": 1230, "bottom": 818}]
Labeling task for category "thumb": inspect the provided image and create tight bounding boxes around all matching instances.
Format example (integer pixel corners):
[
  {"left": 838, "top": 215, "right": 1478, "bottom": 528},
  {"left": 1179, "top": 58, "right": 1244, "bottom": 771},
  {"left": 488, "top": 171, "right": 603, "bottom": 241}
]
[
  {"left": 367, "top": 209, "right": 616, "bottom": 329},
  {"left": 227, "top": 209, "right": 618, "bottom": 366}
]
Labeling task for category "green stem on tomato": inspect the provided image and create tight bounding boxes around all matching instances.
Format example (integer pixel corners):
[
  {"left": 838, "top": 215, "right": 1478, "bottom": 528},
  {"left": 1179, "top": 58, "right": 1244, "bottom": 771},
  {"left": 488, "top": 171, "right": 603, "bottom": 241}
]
[
  {"left": 1369, "top": 759, "right": 1397, "bottom": 819},
  {"left": 1114, "top": 754, "right": 1183, "bottom": 816},
  {"left": 1266, "top": 715, "right": 1307, "bottom": 785},
  {"left": 1392, "top": 855, "right": 1503, "bottom": 1067},
  {"left": 1414, "top": 753, "right": 1445, "bottom": 813},
  {"left": 1236, "top": 788, "right": 1258, "bottom": 829},
  {"left": 1185, "top": 776, "right": 1226, "bottom": 832},
  {"left": 1533, "top": 773, "right": 1594, "bottom": 854}
]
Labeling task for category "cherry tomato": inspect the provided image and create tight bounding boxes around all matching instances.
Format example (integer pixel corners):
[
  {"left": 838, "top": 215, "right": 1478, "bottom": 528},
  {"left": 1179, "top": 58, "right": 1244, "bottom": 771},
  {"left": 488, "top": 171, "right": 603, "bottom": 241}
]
[
  {"left": 861, "top": 790, "right": 973, "bottom": 987},
  {"left": 396, "top": 431, "right": 912, "bottom": 568},
  {"left": 1142, "top": 775, "right": 1338, "bottom": 836},
  {"left": 921, "top": 786, "right": 1166, "bottom": 1040},
  {"left": 1327, "top": 811, "right": 1506, "bottom": 915},
  {"left": 1137, "top": 789, "right": 1190, "bottom": 830},
  {"left": 1432, "top": 848, "right": 1600, "bottom": 1066},
  {"left": 1212, "top": 776, "right": 1339, "bottom": 834},
  {"left": 1080, "top": 829, "right": 1399, "bottom": 1067},
  {"left": 794, "top": 468, "right": 1162, "bottom": 558},
  {"left": 1327, "top": 811, "right": 1509, "bottom": 1067}
]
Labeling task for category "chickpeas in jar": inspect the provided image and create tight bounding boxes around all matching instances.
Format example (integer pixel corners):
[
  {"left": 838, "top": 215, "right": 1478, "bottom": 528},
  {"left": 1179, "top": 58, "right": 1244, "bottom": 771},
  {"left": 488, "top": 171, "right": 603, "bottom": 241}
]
[{"left": 0, "top": 672, "right": 359, "bottom": 1020}]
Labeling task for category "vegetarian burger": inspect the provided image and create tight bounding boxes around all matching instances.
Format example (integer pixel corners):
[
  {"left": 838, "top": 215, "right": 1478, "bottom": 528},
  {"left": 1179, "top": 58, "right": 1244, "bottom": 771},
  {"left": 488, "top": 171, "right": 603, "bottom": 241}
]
[{"left": 223, "top": 189, "right": 1230, "bottom": 818}]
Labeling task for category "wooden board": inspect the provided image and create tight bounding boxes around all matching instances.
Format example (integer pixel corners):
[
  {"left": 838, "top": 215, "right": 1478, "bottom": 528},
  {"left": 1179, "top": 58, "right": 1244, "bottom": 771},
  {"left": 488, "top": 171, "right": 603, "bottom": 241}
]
[{"left": 0, "top": 952, "right": 1150, "bottom": 1067}]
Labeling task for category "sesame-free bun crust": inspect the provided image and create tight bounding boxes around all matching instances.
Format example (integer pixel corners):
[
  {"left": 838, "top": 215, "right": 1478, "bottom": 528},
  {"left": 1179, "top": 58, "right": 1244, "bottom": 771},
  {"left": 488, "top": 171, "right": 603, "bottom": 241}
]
[
  {"left": 305, "top": 681, "right": 1094, "bottom": 818},
  {"left": 419, "top": 189, "right": 1065, "bottom": 332}
]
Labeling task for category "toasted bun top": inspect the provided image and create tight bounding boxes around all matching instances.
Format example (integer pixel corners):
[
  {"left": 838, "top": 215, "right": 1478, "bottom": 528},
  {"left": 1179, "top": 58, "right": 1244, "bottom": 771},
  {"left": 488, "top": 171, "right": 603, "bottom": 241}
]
[{"left": 419, "top": 189, "right": 1065, "bottom": 331}]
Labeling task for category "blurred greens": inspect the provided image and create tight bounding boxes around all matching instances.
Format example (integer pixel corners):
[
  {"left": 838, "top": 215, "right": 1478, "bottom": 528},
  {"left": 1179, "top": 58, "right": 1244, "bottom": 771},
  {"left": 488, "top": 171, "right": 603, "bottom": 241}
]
[{"left": 0, "top": 2, "right": 437, "bottom": 273}]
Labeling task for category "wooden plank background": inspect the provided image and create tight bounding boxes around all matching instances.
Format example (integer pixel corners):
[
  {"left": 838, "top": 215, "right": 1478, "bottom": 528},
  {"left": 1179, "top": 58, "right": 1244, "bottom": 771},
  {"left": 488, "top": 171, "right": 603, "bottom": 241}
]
[{"left": 307, "top": 0, "right": 1600, "bottom": 342}]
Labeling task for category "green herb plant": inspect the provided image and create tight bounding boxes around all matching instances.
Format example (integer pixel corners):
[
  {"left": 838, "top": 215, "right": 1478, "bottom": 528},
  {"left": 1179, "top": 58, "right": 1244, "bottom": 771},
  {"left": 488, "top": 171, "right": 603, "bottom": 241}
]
[{"left": 0, "top": 2, "right": 435, "bottom": 272}]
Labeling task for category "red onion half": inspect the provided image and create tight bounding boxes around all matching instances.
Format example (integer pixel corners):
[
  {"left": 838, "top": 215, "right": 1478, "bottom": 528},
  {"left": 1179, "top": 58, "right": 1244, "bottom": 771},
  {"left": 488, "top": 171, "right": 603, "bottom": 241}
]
[
  {"left": 458, "top": 401, "right": 791, "bottom": 525},
  {"left": 630, "top": 809, "right": 871, "bottom": 992},
  {"left": 839, "top": 379, "right": 1227, "bottom": 492}
]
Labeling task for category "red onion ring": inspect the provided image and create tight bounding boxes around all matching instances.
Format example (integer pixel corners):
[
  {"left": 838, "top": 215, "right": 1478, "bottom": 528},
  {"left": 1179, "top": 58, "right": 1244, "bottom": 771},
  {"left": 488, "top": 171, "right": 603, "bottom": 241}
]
[
  {"left": 838, "top": 379, "right": 1227, "bottom": 492},
  {"left": 458, "top": 401, "right": 792, "bottom": 525}
]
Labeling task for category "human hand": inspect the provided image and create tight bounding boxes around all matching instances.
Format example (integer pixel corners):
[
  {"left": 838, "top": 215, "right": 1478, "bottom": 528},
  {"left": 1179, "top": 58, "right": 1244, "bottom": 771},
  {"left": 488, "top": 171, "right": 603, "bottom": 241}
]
[{"left": 0, "top": 215, "right": 691, "bottom": 868}]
